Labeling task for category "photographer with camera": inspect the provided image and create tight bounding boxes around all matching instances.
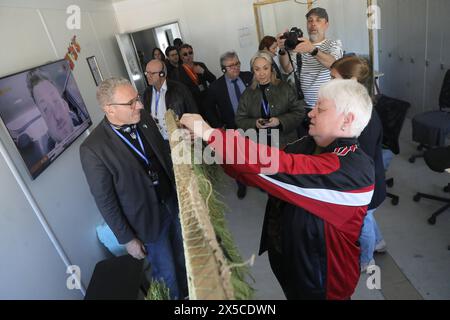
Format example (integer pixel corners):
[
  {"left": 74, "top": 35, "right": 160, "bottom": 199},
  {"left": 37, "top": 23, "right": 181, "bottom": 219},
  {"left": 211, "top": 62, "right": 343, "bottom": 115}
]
[{"left": 277, "top": 7, "right": 343, "bottom": 118}]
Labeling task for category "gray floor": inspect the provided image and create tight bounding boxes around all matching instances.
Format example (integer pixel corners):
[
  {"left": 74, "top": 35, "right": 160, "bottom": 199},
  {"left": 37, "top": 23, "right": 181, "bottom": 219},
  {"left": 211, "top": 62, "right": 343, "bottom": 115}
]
[{"left": 218, "top": 119, "right": 450, "bottom": 300}]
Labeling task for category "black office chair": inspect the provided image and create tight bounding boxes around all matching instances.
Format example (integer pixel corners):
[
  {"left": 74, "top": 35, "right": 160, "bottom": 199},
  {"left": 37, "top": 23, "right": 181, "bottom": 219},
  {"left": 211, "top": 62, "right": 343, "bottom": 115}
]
[
  {"left": 374, "top": 95, "right": 411, "bottom": 205},
  {"left": 413, "top": 146, "right": 450, "bottom": 225},
  {"left": 409, "top": 69, "right": 450, "bottom": 163}
]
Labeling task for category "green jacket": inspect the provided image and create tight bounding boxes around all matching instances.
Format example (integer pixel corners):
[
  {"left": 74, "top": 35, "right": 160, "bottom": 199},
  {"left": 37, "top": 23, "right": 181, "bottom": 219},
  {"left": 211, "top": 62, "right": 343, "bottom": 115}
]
[{"left": 235, "top": 81, "right": 305, "bottom": 147}]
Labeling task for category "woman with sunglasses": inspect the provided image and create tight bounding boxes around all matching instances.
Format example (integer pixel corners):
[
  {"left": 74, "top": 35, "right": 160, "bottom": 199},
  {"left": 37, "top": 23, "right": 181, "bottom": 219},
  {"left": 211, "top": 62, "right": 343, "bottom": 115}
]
[{"left": 177, "top": 44, "right": 216, "bottom": 118}]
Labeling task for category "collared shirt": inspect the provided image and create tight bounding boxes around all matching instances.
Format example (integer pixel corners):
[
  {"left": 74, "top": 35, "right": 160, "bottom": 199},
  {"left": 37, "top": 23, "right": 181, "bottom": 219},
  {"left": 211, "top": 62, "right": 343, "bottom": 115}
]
[
  {"left": 225, "top": 75, "right": 246, "bottom": 113},
  {"left": 151, "top": 80, "right": 169, "bottom": 140}
]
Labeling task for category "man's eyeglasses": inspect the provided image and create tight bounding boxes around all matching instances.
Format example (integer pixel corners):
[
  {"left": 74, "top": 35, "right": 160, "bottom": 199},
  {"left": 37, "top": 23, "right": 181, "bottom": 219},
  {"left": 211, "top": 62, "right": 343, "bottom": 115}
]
[
  {"left": 182, "top": 51, "right": 194, "bottom": 57},
  {"left": 224, "top": 62, "right": 241, "bottom": 69},
  {"left": 108, "top": 95, "right": 142, "bottom": 109}
]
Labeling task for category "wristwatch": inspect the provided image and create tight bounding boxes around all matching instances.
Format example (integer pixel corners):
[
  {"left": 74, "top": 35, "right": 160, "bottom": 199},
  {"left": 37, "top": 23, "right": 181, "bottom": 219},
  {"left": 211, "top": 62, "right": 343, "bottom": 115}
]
[{"left": 310, "top": 47, "right": 319, "bottom": 56}]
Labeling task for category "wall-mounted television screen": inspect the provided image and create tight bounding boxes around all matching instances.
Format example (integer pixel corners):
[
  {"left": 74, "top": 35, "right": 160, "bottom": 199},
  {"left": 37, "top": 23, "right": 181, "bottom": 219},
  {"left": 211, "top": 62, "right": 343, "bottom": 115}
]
[{"left": 0, "top": 59, "right": 92, "bottom": 179}]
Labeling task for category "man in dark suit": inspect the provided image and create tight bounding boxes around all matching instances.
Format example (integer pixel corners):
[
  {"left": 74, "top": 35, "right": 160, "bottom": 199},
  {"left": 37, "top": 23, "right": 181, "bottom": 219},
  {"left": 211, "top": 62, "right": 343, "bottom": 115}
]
[
  {"left": 203, "top": 51, "right": 253, "bottom": 199},
  {"left": 143, "top": 59, "right": 198, "bottom": 142},
  {"left": 80, "top": 77, "right": 187, "bottom": 299},
  {"left": 177, "top": 44, "right": 216, "bottom": 118}
]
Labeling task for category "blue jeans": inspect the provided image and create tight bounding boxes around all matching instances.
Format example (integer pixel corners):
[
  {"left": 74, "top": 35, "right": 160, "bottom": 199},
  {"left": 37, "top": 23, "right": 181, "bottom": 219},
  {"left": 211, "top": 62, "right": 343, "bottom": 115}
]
[
  {"left": 145, "top": 197, "right": 187, "bottom": 299},
  {"left": 359, "top": 209, "right": 384, "bottom": 265}
]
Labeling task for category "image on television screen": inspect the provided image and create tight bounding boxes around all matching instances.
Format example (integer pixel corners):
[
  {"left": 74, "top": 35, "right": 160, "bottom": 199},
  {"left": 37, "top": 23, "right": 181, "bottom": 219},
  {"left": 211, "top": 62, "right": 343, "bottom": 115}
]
[{"left": 0, "top": 59, "right": 92, "bottom": 179}]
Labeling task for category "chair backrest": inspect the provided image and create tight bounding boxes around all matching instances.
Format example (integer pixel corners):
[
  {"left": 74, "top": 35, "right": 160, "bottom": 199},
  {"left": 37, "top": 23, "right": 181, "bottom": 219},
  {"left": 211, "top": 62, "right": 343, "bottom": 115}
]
[
  {"left": 374, "top": 95, "right": 411, "bottom": 154},
  {"left": 439, "top": 69, "right": 450, "bottom": 111}
]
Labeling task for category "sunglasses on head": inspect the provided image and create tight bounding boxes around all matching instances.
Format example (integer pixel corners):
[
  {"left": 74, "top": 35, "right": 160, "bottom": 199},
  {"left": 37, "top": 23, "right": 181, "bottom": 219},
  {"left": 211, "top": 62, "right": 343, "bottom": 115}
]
[{"left": 182, "top": 51, "right": 194, "bottom": 57}]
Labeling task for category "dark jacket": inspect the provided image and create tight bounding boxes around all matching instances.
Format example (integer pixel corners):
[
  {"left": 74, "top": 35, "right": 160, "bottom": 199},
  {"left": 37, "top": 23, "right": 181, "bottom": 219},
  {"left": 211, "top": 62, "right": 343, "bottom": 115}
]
[
  {"left": 142, "top": 79, "right": 198, "bottom": 117},
  {"left": 358, "top": 109, "right": 386, "bottom": 209},
  {"left": 203, "top": 71, "right": 253, "bottom": 129},
  {"left": 80, "top": 112, "right": 175, "bottom": 244},
  {"left": 235, "top": 81, "right": 305, "bottom": 147},
  {"left": 177, "top": 62, "right": 216, "bottom": 114}
]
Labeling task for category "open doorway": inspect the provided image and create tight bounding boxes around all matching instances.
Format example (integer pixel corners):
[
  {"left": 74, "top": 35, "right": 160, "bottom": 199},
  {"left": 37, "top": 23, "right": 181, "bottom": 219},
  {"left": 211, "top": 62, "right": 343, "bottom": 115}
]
[{"left": 115, "top": 22, "right": 182, "bottom": 93}]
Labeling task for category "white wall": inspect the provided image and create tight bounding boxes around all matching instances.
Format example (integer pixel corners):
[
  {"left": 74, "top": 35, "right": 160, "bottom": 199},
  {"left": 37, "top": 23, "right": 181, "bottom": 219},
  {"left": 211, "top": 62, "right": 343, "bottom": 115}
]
[
  {"left": 0, "top": 0, "right": 127, "bottom": 299},
  {"left": 113, "top": 0, "right": 259, "bottom": 75}
]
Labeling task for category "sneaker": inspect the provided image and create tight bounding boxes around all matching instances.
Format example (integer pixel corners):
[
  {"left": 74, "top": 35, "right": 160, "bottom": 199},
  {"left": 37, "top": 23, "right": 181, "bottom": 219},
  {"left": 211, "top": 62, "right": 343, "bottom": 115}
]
[
  {"left": 237, "top": 185, "right": 247, "bottom": 199},
  {"left": 374, "top": 240, "right": 387, "bottom": 253},
  {"left": 360, "top": 259, "right": 375, "bottom": 273}
]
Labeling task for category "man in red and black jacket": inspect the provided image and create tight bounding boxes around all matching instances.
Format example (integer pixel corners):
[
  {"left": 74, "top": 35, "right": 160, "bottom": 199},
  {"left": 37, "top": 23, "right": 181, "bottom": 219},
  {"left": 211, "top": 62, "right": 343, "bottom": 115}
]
[{"left": 181, "top": 79, "right": 375, "bottom": 300}]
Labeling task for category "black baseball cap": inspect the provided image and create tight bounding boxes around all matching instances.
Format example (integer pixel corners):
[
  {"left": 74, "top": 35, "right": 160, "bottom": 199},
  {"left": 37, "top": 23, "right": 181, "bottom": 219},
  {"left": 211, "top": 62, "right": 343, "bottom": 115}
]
[{"left": 306, "top": 7, "right": 329, "bottom": 22}]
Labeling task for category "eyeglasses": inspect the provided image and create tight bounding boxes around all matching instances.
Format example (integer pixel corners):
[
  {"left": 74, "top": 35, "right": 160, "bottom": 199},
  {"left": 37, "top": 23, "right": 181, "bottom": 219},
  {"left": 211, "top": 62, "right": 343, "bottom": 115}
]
[
  {"left": 224, "top": 62, "right": 241, "bottom": 69},
  {"left": 182, "top": 51, "right": 194, "bottom": 57},
  {"left": 108, "top": 95, "right": 142, "bottom": 109}
]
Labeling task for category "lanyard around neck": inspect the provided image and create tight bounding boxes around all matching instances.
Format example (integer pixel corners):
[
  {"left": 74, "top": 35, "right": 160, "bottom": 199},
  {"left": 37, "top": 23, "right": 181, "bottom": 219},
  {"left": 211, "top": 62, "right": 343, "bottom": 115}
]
[{"left": 110, "top": 125, "right": 149, "bottom": 166}]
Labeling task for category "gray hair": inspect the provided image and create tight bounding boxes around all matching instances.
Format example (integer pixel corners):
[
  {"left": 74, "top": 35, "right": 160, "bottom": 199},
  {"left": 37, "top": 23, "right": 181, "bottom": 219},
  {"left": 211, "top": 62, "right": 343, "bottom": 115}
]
[
  {"left": 96, "top": 77, "right": 131, "bottom": 108},
  {"left": 318, "top": 79, "right": 372, "bottom": 137},
  {"left": 220, "top": 51, "right": 239, "bottom": 67}
]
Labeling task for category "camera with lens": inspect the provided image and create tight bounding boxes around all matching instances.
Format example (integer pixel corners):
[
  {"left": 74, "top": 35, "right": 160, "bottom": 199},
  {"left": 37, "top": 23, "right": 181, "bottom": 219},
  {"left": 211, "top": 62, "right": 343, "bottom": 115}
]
[{"left": 281, "top": 27, "right": 304, "bottom": 50}]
